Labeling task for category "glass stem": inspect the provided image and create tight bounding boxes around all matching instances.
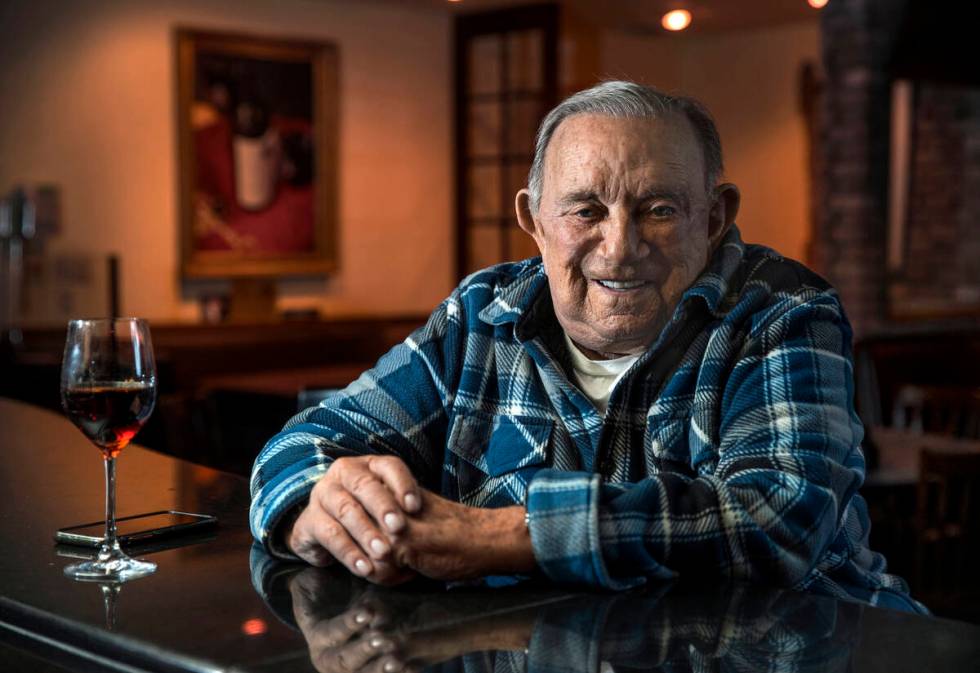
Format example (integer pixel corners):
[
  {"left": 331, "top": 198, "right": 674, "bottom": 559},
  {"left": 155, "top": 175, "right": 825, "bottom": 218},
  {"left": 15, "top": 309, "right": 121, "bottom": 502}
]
[{"left": 102, "top": 456, "right": 120, "bottom": 555}]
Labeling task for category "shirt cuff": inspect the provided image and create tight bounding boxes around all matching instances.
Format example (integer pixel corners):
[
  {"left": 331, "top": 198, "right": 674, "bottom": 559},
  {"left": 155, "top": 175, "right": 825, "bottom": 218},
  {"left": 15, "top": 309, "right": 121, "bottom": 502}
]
[
  {"left": 249, "top": 463, "right": 326, "bottom": 560},
  {"left": 525, "top": 468, "right": 641, "bottom": 590}
]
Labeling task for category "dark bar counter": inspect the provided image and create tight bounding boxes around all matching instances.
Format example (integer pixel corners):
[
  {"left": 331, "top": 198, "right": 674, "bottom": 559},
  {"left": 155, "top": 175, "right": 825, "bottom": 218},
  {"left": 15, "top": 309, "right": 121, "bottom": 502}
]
[{"left": 1, "top": 397, "right": 979, "bottom": 673}]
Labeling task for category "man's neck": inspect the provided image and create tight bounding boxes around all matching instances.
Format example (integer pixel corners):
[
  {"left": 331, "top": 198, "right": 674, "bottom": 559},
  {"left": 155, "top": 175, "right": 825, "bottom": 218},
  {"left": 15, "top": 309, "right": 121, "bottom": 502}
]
[{"left": 567, "top": 337, "right": 639, "bottom": 362}]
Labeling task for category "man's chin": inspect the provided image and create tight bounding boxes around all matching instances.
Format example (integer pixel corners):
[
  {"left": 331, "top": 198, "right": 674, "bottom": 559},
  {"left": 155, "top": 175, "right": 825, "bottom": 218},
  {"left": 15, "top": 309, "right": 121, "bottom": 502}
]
[{"left": 571, "top": 325, "right": 661, "bottom": 359}]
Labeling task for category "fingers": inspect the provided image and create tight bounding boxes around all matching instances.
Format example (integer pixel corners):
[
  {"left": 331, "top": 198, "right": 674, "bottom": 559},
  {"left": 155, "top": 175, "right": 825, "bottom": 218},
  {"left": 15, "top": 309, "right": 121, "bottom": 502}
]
[
  {"left": 288, "top": 570, "right": 418, "bottom": 673},
  {"left": 332, "top": 456, "right": 421, "bottom": 537},
  {"left": 307, "top": 608, "right": 377, "bottom": 654},
  {"left": 290, "top": 455, "right": 425, "bottom": 581},
  {"left": 316, "top": 456, "right": 420, "bottom": 562},
  {"left": 291, "top": 501, "right": 375, "bottom": 576},
  {"left": 288, "top": 505, "right": 336, "bottom": 567},
  {"left": 320, "top": 480, "right": 393, "bottom": 558},
  {"left": 366, "top": 456, "right": 422, "bottom": 514},
  {"left": 311, "top": 630, "right": 400, "bottom": 673},
  {"left": 365, "top": 560, "right": 417, "bottom": 587},
  {"left": 334, "top": 470, "right": 407, "bottom": 537},
  {"left": 290, "top": 577, "right": 372, "bottom": 652},
  {"left": 291, "top": 499, "right": 417, "bottom": 582}
]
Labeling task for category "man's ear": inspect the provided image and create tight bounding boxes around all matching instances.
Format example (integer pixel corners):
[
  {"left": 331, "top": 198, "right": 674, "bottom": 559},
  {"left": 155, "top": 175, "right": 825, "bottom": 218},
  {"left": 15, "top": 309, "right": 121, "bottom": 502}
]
[
  {"left": 708, "top": 183, "right": 740, "bottom": 249},
  {"left": 515, "top": 189, "right": 540, "bottom": 244}
]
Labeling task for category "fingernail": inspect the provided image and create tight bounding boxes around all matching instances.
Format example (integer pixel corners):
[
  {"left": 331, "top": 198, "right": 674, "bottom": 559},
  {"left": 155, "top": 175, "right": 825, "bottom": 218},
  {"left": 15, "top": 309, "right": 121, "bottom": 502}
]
[
  {"left": 384, "top": 512, "right": 404, "bottom": 532},
  {"left": 354, "top": 559, "right": 370, "bottom": 575},
  {"left": 384, "top": 660, "right": 402, "bottom": 672},
  {"left": 404, "top": 493, "right": 419, "bottom": 512},
  {"left": 354, "top": 611, "right": 370, "bottom": 624},
  {"left": 370, "top": 636, "right": 384, "bottom": 648},
  {"left": 370, "top": 538, "right": 389, "bottom": 555}
]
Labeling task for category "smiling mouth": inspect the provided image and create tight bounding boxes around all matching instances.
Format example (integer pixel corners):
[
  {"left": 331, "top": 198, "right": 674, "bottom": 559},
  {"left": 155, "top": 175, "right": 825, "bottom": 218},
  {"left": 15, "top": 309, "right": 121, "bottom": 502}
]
[{"left": 594, "top": 279, "right": 647, "bottom": 291}]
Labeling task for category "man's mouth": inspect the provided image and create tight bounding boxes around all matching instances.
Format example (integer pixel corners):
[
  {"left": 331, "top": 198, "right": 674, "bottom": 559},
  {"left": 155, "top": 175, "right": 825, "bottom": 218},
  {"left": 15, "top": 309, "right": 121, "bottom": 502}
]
[{"left": 594, "top": 279, "right": 647, "bottom": 290}]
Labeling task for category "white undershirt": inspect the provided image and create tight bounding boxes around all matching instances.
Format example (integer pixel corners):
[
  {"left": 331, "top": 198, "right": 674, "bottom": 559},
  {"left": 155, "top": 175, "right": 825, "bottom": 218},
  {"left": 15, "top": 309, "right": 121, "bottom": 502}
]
[{"left": 563, "top": 333, "right": 640, "bottom": 415}]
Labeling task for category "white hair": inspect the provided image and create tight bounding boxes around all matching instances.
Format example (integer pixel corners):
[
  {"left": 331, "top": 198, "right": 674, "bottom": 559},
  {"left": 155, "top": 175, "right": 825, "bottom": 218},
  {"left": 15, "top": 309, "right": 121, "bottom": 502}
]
[{"left": 526, "top": 80, "right": 724, "bottom": 211}]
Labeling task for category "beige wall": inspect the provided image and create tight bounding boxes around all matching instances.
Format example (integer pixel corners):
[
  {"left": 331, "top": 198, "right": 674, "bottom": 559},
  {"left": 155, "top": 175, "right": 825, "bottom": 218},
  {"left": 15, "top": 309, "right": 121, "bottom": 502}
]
[
  {"left": 1, "top": 4, "right": 818, "bottom": 323},
  {"left": 600, "top": 21, "right": 820, "bottom": 263},
  {"left": 0, "top": 0, "right": 452, "bottom": 322}
]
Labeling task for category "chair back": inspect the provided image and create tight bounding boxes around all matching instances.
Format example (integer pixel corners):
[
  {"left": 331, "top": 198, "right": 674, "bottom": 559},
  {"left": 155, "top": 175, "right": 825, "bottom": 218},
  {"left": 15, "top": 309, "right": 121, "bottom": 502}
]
[
  {"left": 892, "top": 385, "right": 980, "bottom": 438},
  {"left": 297, "top": 388, "right": 341, "bottom": 412}
]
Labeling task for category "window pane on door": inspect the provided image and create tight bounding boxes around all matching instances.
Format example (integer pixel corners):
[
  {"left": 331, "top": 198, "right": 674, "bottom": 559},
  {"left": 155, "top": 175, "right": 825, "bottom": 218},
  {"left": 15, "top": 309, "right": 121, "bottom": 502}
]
[
  {"left": 506, "top": 99, "right": 541, "bottom": 155},
  {"left": 467, "top": 165, "right": 502, "bottom": 219},
  {"left": 468, "top": 101, "right": 501, "bottom": 158},
  {"left": 506, "top": 30, "right": 543, "bottom": 92},
  {"left": 468, "top": 35, "right": 502, "bottom": 96},
  {"left": 467, "top": 223, "right": 503, "bottom": 274}
]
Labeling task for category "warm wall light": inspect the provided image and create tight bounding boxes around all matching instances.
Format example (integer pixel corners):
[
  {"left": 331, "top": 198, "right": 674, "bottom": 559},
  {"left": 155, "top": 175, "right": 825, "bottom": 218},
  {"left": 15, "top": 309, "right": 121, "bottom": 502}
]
[
  {"left": 661, "top": 9, "right": 692, "bottom": 31},
  {"left": 808, "top": 0, "right": 829, "bottom": 8}
]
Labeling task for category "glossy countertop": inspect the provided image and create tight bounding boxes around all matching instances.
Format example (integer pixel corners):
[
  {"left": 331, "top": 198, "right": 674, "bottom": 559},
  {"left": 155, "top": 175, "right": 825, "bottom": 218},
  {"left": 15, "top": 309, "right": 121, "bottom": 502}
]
[{"left": 1, "top": 397, "right": 979, "bottom": 673}]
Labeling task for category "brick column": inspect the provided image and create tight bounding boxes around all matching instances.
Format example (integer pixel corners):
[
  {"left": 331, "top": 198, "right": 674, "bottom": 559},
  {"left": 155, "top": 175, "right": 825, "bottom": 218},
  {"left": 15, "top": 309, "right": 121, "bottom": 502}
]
[{"left": 815, "top": 0, "right": 908, "bottom": 337}]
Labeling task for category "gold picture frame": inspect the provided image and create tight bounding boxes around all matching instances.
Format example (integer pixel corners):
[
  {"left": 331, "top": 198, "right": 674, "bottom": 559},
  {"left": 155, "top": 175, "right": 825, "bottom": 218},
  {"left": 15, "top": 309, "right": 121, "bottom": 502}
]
[{"left": 175, "top": 28, "right": 338, "bottom": 278}]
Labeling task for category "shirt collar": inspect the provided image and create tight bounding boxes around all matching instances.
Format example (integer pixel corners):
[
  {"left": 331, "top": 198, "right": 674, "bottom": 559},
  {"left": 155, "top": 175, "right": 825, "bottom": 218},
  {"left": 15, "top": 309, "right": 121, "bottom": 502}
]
[
  {"left": 678, "top": 224, "right": 746, "bottom": 316},
  {"left": 478, "top": 261, "right": 549, "bottom": 328},
  {"left": 478, "top": 224, "right": 746, "bottom": 329}
]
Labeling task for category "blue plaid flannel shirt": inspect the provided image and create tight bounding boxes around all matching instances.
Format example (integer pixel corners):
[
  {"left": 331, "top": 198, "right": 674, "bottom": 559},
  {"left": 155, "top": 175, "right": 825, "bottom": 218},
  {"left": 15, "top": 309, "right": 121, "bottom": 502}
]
[{"left": 250, "top": 226, "right": 924, "bottom": 613}]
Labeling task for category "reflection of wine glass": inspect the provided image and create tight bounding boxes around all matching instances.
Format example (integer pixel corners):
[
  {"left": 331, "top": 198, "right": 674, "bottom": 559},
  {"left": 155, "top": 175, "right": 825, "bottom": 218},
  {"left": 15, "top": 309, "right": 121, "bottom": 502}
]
[
  {"left": 60, "top": 318, "right": 157, "bottom": 582},
  {"left": 54, "top": 547, "right": 124, "bottom": 629},
  {"left": 98, "top": 580, "right": 122, "bottom": 630}
]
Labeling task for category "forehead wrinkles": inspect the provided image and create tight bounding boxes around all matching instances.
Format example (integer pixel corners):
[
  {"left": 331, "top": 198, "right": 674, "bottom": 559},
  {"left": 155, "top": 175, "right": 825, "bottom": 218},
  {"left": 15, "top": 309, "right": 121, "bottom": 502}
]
[{"left": 542, "top": 115, "right": 702, "bottom": 201}]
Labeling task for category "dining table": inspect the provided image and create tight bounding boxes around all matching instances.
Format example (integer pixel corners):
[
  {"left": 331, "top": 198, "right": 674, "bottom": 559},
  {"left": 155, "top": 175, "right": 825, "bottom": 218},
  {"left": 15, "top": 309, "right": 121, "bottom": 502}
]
[{"left": 2, "top": 397, "right": 979, "bottom": 673}]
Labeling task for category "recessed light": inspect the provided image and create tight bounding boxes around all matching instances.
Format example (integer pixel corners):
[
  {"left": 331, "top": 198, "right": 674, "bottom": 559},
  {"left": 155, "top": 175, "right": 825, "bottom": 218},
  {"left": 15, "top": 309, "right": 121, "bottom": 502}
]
[
  {"left": 808, "top": 0, "right": 829, "bottom": 8},
  {"left": 661, "top": 9, "right": 692, "bottom": 32}
]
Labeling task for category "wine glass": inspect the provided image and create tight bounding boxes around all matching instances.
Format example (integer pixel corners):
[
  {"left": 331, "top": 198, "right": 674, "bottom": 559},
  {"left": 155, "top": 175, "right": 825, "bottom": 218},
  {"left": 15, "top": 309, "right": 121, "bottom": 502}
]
[{"left": 60, "top": 318, "right": 158, "bottom": 582}]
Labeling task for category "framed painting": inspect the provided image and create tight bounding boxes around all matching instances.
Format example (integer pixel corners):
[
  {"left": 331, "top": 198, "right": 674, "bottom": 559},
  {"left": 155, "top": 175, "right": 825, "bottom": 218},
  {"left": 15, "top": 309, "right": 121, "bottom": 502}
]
[{"left": 176, "top": 28, "right": 338, "bottom": 278}]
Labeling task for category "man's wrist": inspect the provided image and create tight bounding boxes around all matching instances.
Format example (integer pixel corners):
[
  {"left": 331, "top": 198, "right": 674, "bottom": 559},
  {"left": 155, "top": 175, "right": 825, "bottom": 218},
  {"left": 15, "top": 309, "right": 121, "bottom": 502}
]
[{"left": 474, "top": 505, "right": 535, "bottom": 576}]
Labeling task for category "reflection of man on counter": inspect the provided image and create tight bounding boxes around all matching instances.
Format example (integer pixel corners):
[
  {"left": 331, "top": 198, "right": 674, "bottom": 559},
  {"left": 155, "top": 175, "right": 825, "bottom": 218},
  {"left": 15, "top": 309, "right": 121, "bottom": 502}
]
[
  {"left": 250, "top": 81, "right": 923, "bottom": 612},
  {"left": 254, "top": 559, "right": 858, "bottom": 673}
]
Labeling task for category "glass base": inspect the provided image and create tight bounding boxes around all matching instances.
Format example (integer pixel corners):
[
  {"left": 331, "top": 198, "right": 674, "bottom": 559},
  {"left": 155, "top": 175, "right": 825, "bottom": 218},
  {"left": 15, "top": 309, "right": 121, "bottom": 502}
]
[{"left": 64, "top": 555, "right": 156, "bottom": 583}]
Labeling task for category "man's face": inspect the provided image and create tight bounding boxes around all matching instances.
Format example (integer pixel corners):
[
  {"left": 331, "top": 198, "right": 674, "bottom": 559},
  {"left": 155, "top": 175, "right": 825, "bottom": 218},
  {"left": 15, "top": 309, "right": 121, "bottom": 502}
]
[{"left": 517, "top": 113, "right": 737, "bottom": 359}]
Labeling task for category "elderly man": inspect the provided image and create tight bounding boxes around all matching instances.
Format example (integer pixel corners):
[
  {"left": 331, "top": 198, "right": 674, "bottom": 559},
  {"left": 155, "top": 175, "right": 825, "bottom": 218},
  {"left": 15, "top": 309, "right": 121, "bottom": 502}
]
[{"left": 250, "top": 81, "right": 921, "bottom": 611}]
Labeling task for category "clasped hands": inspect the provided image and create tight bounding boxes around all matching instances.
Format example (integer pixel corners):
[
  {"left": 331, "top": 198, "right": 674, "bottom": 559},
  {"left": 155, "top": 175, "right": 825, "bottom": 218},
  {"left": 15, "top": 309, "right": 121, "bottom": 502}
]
[{"left": 287, "top": 455, "right": 534, "bottom": 585}]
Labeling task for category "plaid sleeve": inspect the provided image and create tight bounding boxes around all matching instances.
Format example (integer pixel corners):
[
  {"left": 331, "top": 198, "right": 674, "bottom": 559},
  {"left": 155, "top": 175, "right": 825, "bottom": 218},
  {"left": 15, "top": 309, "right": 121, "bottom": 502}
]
[
  {"left": 248, "top": 294, "right": 463, "bottom": 557},
  {"left": 526, "top": 291, "right": 865, "bottom": 589}
]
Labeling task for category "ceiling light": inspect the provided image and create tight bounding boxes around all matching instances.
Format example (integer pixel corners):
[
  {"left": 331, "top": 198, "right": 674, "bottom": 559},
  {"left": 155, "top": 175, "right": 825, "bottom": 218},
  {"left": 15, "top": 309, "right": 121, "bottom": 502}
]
[
  {"left": 661, "top": 9, "right": 692, "bottom": 31},
  {"left": 808, "top": 0, "right": 829, "bottom": 8}
]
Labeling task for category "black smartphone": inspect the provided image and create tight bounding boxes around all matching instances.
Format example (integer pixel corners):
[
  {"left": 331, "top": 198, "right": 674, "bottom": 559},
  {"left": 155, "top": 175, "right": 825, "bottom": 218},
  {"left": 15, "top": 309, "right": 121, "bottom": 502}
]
[{"left": 55, "top": 510, "right": 218, "bottom": 548}]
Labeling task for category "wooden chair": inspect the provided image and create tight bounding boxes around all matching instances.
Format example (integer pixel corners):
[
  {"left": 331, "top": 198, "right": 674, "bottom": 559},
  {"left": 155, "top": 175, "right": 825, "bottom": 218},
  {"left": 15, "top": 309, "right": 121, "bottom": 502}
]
[{"left": 914, "top": 446, "right": 980, "bottom": 620}]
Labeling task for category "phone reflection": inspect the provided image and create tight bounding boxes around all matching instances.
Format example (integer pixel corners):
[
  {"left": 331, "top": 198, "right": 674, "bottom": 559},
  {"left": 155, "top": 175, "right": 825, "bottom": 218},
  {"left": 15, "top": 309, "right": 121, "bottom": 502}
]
[{"left": 250, "top": 547, "right": 860, "bottom": 673}]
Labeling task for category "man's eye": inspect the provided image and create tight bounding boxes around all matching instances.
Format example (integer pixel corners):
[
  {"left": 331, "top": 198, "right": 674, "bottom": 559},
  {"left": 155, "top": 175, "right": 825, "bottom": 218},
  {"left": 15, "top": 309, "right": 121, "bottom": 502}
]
[
  {"left": 574, "top": 207, "right": 596, "bottom": 219},
  {"left": 650, "top": 205, "right": 676, "bottom": 218}
]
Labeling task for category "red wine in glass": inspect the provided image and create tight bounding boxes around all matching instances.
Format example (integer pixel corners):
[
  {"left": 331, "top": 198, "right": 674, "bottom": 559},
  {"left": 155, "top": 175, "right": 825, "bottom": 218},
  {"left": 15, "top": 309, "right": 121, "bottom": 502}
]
[
  {"left": 60, "top": 318, "right": 158, "bottom": 582},
  {"left": 62, "top": 382, "right": 155, "bottom": 459}
]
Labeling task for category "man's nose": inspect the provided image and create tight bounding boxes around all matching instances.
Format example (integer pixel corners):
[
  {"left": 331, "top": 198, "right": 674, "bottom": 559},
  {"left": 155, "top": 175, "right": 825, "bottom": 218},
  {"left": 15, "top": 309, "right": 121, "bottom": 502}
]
[{"left": 600, "top": 207, "right": 649, "bottom": 261}]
